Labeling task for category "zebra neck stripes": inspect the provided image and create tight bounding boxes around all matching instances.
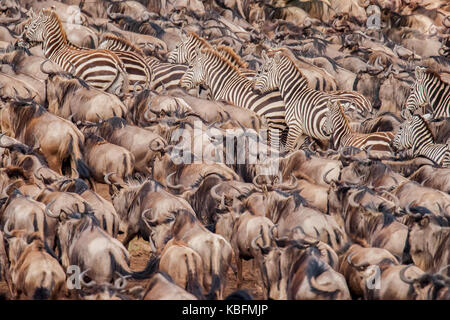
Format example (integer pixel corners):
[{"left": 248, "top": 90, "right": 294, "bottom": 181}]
[
  {"left": 406, "top": 68, "right": 450, "bottom": 119},
  {"left": 394, "top": 115, "right": 450, "bottom": 167}
]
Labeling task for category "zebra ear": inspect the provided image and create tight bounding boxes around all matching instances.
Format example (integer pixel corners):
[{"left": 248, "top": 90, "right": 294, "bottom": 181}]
[
  {"left": 27, "top": 8, "right": 34, "bottom": 17},
  {"left": 327, "top": 99, "right": 333, "bottom": 109},
  {"left": 415, "top": 66, "right": 425, "bottom": 79},
  {"left": 262, "top": 50, "right": 268, "bottom": 61},
  {"left": 273, "top": 51, "right": 282, "bottom": 63}
]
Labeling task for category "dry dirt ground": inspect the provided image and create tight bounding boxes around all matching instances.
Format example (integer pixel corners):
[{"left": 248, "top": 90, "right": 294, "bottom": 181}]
[{"left": 0, "top": 182, "right": 264, "bottom": 300}]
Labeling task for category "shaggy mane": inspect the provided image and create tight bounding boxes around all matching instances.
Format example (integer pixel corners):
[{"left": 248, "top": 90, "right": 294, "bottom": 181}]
[
  {"left": 267, "top": 48, "right": 308, "bottom": 83},
  {"left": 216, "top": 45, "right": 248, "bottom": 69},
  {"left": 200, "top": 48, "right": 242, "bottom": 76},
  {"left": 100, "top": 33, "right": 145, "bottom": 56},
  {"left": 188, "top": 32, "right": 212, "bottom": 49}
]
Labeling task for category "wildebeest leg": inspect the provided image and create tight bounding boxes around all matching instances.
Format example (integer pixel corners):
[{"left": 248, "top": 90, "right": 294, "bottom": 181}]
[
  {"left": 122, "top": 227, "right": 137, "bottom": 248},
  {"left": 236, "top": 253, "right": 243, "bottom": 288},
  {"left": 46, "top": 155, "right": 63, "bottom": 176}
]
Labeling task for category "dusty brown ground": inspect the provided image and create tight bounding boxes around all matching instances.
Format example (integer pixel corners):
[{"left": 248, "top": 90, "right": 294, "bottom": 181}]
[{"left": 0, "top": 182, "right": 264, "bottom": 300}]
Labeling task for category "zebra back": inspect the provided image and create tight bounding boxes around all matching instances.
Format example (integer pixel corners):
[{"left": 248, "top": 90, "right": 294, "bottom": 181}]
[
  {"left": 23, "top": 9, "right": 129, "bottom": 95},
  {"left": 326, "top": 100, "right": 393, "bottom": 151},
  {"left": 98, "top": 34, "right": 153, "bottom": 90}
]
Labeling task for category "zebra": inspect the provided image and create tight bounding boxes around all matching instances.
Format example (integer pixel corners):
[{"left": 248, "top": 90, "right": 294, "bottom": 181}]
[
  {"left": 97, "top": 33, "right": 188, "bottom": 93},
  {"left": 324, "top": 100, "right": 394, "bottom": 152},
  {"left": 403, "top": 66, "right": 450, "bottom": 119},
  {"left": 393, "top": 114, "right": 450, "bottom": 167},
  {"left": 167, "top": 32, "right": 256, "bottom": 78},
  {"left": 21, "top": 9, "right": 128, "bottom": 95},
  {"left": 97, "top": 34, "right": 153, "bottom": 90},
  {"left": 180, "top": 48, "right": 287, "bottom": 150},
  {"left": 253, "top": 49, "right": 372, "bottom": 152}
]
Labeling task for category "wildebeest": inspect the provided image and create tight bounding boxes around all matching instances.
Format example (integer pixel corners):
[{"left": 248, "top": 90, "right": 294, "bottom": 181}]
[{"left": 0, "top": 100, "right": 90, "bottom": 179}]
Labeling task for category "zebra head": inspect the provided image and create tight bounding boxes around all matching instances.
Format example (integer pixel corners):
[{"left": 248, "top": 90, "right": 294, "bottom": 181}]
[
  {"left": 179, "top": 48, "right": 206, "bottom": 90},
  {"left": 168, "top": 33, "right": 190, "bottom": 64},
  {"left": 324, "top": 100, "right": 339, "bottom": 135},
  {"left": 22, "top": 8, "right": 48, "bottom": 47},
  {"left": 253, "top": 50, "right": 280, "bottom": 94},
  {"left": 392, "top": 119, "right": 414, "bottom": 151},
  {"left": 404, "top": 66, "right": 428, "bottom": 119}
]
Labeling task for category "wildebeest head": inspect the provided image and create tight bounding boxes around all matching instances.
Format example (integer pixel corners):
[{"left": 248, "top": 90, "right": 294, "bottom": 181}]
[{"left": 404, "top": 204, "right": 450, "bottom": 272}]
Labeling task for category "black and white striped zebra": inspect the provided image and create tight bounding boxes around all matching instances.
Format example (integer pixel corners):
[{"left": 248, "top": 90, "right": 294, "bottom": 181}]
[
  {"left": 168, "top": 32, "right": 255, "bottom": 78},
  {"left": 97, "top": 34, "right": 153, "bottom": 90},
  {"left": 97, "top": 33, "right": 188, "bottom": 93},
  {"left": 393, "top": 114, "right": 450, "bottom": 167},
  {"left": 324, "top": 100, "right": 394, "bottom": 152},
  {"left": 253, "top": 49, "right": 372, "bottom": 152},
  {"left": 180, "top": 48, "right": 287, "bottom": 149},
  {"left": 22, "top": 9, "right": 128, "bottom": 95},
  {"left": 403, "top": 66, "right": 450, "bottom": 119}
]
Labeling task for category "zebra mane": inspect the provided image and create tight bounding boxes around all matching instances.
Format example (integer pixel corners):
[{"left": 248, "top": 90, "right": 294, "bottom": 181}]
[
  {"left": 42, "top": 9, "right": 68, "bottom": 44},
  {"left": 267, "top": 48, "right": 308, "bottom": 83},
  {"left": 215, "top": 45, "right": 248, "bottom": 69},
  {"left": 100, "top": 33, "right": 145, "bottom": 56},
  {"left": 423, "top": 68, "right": 450, "bottom": 86},
  {"left": 200, "top": 48, "right": 242, "bottom": 76},
  {"left": 332, "top": 100, "right": 353, "bottom": 133},
  {"left": 188, "top": 32, "right": 212, "bottom": 49}
]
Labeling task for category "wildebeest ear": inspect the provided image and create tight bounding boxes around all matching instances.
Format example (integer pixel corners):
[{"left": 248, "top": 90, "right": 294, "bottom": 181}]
[{"left": 419, "top": 216, "right": 430, "bottom": 228}]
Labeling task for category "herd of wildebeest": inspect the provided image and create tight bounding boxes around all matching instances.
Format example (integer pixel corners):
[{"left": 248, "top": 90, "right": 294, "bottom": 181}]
[{"left": 0, "top": 0, "right": 449, "bottom": 300}]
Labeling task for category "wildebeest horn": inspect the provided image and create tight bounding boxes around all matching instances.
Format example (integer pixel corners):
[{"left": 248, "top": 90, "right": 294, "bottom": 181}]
[
  {"left": 45, "top": 200, "right": 60, "bottom": 218},
  {"left": 79, "top": 269, "right": 96, "bottom": 287},
  {"left": 210, "top": 184, "right": 224, "bottom": 204},
  {"left": 40, "top": 59, "right": 52, "bottom": 75},
  {"left": 405, "top": 201, "right": 422, "bottom": 219},
  {"left": 379, "top": 190, "right": 400, "bottom": 207},
  {"left": 399, "top": 265, "right": 416, "bottom": 284},
  {"left": 133, "top": 83, "right": 144, "bottom": 96},
  {"left": 143, "top": 107, "right": 156, "bottom": 122},
  {"left": 269, "top": 224, "right": 278, "bottom": 241},
  {"left": 114, "top": 272, "right": 131, "bottom": 290},
  {"left": 141, "top": 209, "right": 157, "bottom": 252},
  {"left": 165, "top": 171, "right": 187, "bottom": 192},
  {"left": 348, "top": 189, "right": 363, "bottom": 208},
  {"left": 3, "top": 219, "right": 13, "bottom": 238},
  {"left": 104, "top": 172, "right": 115, "bottom": 185},
  {"left": 149, "top": 138, "right": 165, "bottom": 153},
  {"left": 323, "top": 168, "right": 335, "bottom": 184},
  {"left": 278, "top": 174, "right": 299, "bottom": 190},
  {"left": 346, "top": 252, "right": 357, "bottom": 268},
  {"left": 438, "top": 265, "right": 450, "bottom": 275},
  {"left": 106, "top": 3, "right": 125, "bottom": 20},
  {"left": 310, "top": 275, "right": 336, "bottom": 293},
  {"left": 251, "top": 234, "right": 263, "bottom": 250}
]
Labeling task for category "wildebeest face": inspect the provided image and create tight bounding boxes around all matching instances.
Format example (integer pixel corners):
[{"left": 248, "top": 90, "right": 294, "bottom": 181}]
[
  {"left": 409, "top": 215, "right": 448, "bottom": 271},
  {"left": 259, "top": 247, "right": 288, "bottom": 300}
]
